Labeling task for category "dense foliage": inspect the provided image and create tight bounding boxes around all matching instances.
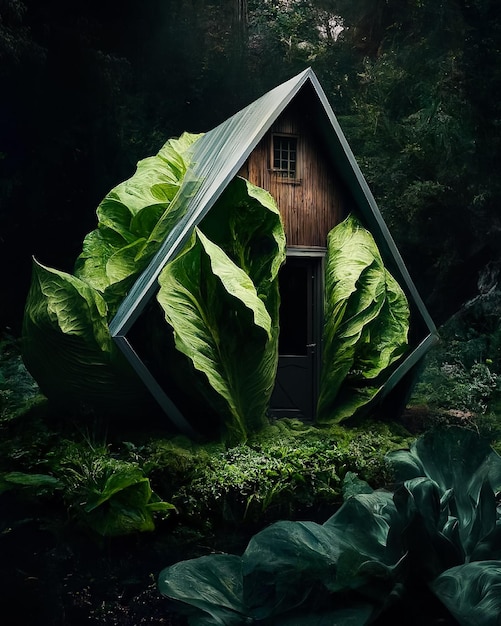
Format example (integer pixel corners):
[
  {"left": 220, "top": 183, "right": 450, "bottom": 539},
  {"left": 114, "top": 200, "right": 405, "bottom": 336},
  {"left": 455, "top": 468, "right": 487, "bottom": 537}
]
[
  {"left": 159, "top": 428, "right": 501, "bottom": 625},
  {"left": 411, "top": 285, "right": 501, "bottom": 443},
  {"left": 2, "top": 307, "right": 501, "bottom": 623},
  {"left": 0, "top": 338, "right": 408, "bottom": 539},
  {"left": 1, "top": 1, "right": 501, "bottom": 623},
  {"left": 156, "top": 178, "right": 285, "bottom": 442}
]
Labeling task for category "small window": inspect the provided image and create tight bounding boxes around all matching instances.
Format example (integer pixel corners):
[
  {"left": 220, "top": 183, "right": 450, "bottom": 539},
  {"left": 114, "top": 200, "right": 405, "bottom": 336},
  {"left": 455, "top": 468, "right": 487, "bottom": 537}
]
[{"left": 272, "top": 134, "right": 298, "bottom": 180}]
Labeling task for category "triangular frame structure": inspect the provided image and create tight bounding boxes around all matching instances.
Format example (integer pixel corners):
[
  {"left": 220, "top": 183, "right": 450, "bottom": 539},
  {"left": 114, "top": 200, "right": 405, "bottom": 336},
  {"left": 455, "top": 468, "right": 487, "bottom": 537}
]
[{"left": 109, "top": 68, "right": 437, "bottom": 436}]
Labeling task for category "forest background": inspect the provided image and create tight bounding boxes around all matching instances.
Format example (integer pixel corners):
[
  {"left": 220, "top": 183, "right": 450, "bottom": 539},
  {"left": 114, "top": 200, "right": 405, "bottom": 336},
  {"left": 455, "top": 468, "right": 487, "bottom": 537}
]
[
  {"left": 2, "top": 2, "right": 501, "bottom": 623},
  {"left": 1, "top": 0, "right": 500, "bottom": 335}
]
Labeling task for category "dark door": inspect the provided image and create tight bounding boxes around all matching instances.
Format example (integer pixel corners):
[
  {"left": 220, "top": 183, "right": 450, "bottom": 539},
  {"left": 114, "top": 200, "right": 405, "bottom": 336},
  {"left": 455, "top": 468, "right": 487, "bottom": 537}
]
[{"left": 270, "top": 255, "right": 323, "bottom": 420}]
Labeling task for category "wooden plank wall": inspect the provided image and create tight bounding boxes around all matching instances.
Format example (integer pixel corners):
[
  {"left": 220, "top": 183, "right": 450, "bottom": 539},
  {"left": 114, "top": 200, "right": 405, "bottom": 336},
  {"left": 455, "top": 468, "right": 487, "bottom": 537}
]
[{"left": 238, "top": 103, "right": 347, "bottom": 247}]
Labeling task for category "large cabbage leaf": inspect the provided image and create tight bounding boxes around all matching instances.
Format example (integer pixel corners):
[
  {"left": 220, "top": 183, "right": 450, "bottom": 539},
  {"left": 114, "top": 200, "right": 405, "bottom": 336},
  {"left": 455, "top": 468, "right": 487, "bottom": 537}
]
[
  {"left": 159, "top": 554, "right": 245, "bottom": 626},
  {"left": 317, "top": 214, "right": 409, "bottom": 424},
  {"left": 22, "top": 260, "right": 149, "bottom": 413},
  {"left": 387, "top": 427, "right": 501, "bottom": 561},
  {"left": 159, "top": 430, "right": 501, "bottom": 624},
  {"left": 74, "top": 132, "right": 202, "bottom": 313},
  {"left": 157, "top": 177, "right": 286, "bottom": 443},
  {"left": 158, "top": 488, "right": 400, "bottom": 624}
]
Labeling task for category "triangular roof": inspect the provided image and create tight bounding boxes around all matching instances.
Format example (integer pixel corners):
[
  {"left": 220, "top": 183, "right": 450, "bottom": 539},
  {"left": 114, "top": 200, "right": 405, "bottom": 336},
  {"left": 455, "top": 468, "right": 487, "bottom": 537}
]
[{"left": 109, "top": 68, "right": 438, "bottom": 435}]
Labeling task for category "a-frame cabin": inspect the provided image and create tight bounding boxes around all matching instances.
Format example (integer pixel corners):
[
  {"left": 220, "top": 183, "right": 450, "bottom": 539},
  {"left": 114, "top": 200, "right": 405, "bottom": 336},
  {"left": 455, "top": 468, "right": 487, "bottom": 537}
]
[{"left": 109, "top": 68, "right": 437, "bottom": 435}]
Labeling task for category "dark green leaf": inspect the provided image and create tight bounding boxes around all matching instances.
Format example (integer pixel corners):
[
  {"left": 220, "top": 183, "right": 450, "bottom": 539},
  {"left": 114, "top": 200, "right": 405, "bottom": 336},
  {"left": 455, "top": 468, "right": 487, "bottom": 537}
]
[
  {"left": 342, "top": 471, "right": 374, "bottom": 500},
  {"left": 0, "top": 471, "right": 62, "bottom": 495},
  {"left": 432, "top": 561, "right": 501, "bottom": 626},
  {"left": 22, "top": 260, "right": 147, "bottom": 413},
  {"left": 158, "top": 554, "right": 245, "bottom": 626},
  {"left": 387, "top": 428, "right": 501, "bottom": 558}
]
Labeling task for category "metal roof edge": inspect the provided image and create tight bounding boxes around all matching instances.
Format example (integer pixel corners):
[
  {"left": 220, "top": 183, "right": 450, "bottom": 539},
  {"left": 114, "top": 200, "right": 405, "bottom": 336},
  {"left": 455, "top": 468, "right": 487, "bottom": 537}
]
[
  {"left": 113, "top": 335, "right": 198, "bottom": 437},
  {"left": 379, "top": 332, "right": 440, "bottom": 401}
]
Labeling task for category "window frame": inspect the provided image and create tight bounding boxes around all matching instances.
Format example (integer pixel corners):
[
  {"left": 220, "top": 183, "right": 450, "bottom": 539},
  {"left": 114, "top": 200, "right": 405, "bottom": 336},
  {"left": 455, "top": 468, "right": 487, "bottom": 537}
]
[{"left": 270, "top": 133, "right": 301, "bottom": 183}]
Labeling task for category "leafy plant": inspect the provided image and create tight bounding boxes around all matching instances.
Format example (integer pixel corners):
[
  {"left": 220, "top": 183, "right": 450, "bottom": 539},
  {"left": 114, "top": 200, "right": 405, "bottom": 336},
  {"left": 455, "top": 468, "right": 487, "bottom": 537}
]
[
  {"left": 411, "top": 311, "right": 501, "bottom": 426},
  {"left": 317, "top": 214, "right": 410, "bottom": 424},
  {"left": 51, "top": 440, "right": 175, "bottom": 537},
  {"left": 0, "top": 340, "right": 407, "bottom": 541},
  {"left": 157, "top": 178, "right": 285, "bottom": 443},
  {"left": 0, "top": 471, "right": 62, "bottom": 496},
  {"left": 149, "top": 419, "right": 407, "bottom": 532},
  {"left": 431, "top": 561, "right": 501, "bottom": 625},
  {"left": 158, "top": 427, "right": 501, "bottom": 625},
  {"left": 22, "top": 133, "right": 286, "bottom": 441},
  {"left": 74, "top": 132, "right": 203, "bottom": 302}
]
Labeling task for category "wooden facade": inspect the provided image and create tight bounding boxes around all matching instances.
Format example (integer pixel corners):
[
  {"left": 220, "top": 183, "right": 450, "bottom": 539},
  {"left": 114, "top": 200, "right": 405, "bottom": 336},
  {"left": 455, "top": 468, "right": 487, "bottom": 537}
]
[{"left": 238, "top": 97, "right": 347, "bottom": 248}]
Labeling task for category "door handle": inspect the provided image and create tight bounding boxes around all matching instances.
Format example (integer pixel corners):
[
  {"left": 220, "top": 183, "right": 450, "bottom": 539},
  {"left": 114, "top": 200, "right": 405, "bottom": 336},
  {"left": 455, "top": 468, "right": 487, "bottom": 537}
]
[{"left": 306, "top": 343, "right": 316, "bottom": 348}]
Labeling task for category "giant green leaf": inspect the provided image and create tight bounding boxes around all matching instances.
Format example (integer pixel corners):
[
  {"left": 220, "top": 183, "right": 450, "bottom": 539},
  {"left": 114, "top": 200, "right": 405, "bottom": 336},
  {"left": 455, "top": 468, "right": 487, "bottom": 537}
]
[
  {"left": 201, "top": 177, "right": 286, "bottom": 301},
  {"left": 317, "top": 214, "right": 409, "bottom": 424},
  {"left": 242, "top": 520, "right": 340, "bottom": 619},
  {"left": 74, "top": 227, "right": 129, "bottom": 292},
  {"left": 159, "top": 555, "right": 245, "bottom": 626},
  {"left": 74, "top": 131, "right": 202, "bottom": 295},
  {"left": 23, "top": 137, "right": 285, "bottom": 433},
  {"left": 23, "top": 132, "right": 203, "bottom": 415},
  {"left": 22, "top": 259, "right": 148, "bottom": 413},
  {"left": 158, "top": 489, "right": 400, "bottom": 624},
  {"left": 158, "top": 430, "right": 501, "bottom": 624},
  {"left": 391, "top": 477, "right": 463, "bottom": 581},
  {"left": 387, "top": 427, "right": 501, "bottom": 560},
  {"left": 156, "top": 176, "right": 285, "bottom": 442},
  {"left": 157, "top": 231, "right": 277, "bottom": 443}
]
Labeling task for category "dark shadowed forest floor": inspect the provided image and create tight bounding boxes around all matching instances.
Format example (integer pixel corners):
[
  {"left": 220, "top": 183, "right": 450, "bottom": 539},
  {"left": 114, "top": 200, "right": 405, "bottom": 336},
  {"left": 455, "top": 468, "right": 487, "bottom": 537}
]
[{"left": 1, "top": 498, "right": 189, "bottom": 625}]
